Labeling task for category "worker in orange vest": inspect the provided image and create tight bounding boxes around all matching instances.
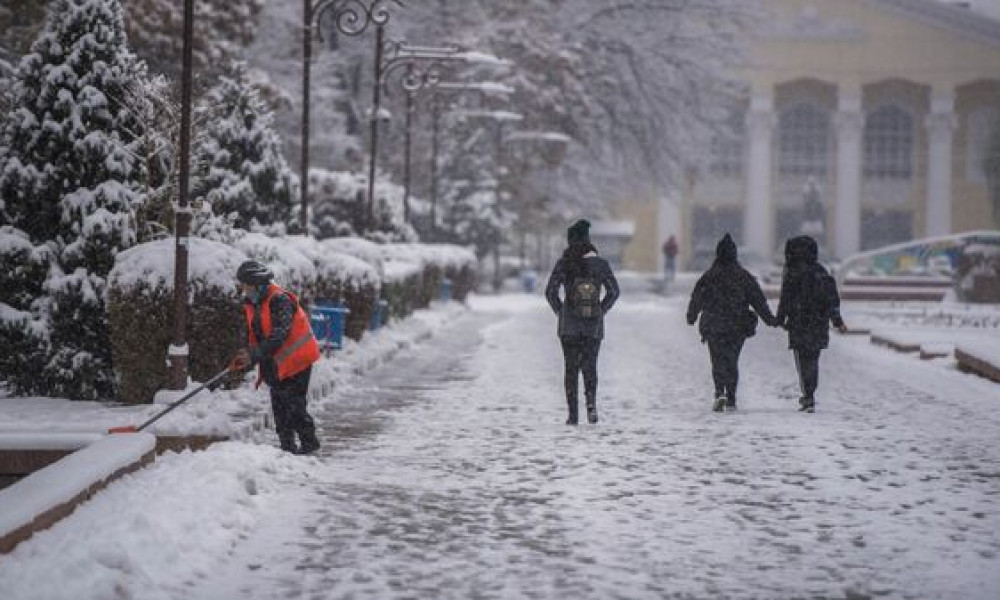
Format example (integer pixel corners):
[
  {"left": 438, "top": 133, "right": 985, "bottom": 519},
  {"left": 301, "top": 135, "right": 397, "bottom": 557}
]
[{"left": 231, "top": 260, "right": 322, "bottom": 454}]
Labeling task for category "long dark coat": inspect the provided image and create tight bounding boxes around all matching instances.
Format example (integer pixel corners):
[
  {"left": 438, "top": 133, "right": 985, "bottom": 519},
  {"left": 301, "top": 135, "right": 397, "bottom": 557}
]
[
  {"left": 545, "top": 253, "right": 620, "bottom": 339},
  {"left": 775, "top": 236, "right": 845, "bottom": 351}
]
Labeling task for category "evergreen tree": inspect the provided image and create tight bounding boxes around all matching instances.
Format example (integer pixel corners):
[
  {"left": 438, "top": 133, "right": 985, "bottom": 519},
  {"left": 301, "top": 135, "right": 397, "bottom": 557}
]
[
  {"left": 0, "top": 0, "right": 155, "bottom": 400},
  {"left": 192, "top": 63, "right": 299, "bottom": 232}
]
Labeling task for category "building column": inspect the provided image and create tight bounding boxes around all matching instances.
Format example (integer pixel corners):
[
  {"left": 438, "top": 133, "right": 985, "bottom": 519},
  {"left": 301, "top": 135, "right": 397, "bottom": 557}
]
[
  {"left": 745, "top": 90, "right": 776, "bottom": 258},
  {"left": 925, "top": 88, "right": 957, "bottom": 237},
  {"left": 834, "top": 87, "right": 863, "bottom": 259}
]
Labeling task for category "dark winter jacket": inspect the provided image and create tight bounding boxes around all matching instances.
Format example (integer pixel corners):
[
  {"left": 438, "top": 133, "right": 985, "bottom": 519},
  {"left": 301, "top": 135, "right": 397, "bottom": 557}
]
[
  {"left": 686, "top": 234, "right": 775, "bottom": 341},
  {"left": 545, "top": 244, "right": 620, "bottom": 339},
  {"left": 775, "top": 236, "right": 845, "bottom": 351},
  {"left": 244, "top": 285, "right": 296, "bottom": 385}
]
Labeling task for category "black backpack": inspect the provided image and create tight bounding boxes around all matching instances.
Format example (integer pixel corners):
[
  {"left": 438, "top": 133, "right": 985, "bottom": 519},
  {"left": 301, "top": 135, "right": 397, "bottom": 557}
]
[{"left": 569, "top": 275, "right": 601, "bottom": 319}]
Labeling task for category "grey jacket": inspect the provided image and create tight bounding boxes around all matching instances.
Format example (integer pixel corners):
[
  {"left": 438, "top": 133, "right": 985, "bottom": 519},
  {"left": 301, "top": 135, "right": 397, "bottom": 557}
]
[{"left": 545, "top": 254, "right": 620, "bottom": 339}]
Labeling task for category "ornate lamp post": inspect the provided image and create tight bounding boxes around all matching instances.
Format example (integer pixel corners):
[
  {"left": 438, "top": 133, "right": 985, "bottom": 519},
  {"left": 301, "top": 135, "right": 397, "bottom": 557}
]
[{"left": 302, "top": 0, "right": 398, "bottom": 233}]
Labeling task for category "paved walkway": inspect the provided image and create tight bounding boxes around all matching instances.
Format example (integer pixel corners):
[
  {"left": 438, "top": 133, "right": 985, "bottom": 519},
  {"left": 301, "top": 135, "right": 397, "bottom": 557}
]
[{"left": 191, "top": 294, "right": 1000, "bottom": 600}]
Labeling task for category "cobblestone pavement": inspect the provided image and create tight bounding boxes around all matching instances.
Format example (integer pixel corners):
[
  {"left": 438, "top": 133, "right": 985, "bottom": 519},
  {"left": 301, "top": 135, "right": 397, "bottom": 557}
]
[{"left": 191, "top": 295, "right": 1000, "bottom": 600}]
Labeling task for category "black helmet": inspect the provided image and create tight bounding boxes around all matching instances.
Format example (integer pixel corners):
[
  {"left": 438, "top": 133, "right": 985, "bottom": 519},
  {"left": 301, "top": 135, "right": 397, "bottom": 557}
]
[{"left": 236, "top": 260, "right": 273, "bottom": 286}]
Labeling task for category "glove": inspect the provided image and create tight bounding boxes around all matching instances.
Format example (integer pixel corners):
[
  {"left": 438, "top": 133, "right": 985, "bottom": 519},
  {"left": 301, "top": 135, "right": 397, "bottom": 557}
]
[
  {"left": 686, "top": 314, "right": 697, "bottom": 326},
  {"left": 229, "top": 349, "right": 251, "bottom": 372}
]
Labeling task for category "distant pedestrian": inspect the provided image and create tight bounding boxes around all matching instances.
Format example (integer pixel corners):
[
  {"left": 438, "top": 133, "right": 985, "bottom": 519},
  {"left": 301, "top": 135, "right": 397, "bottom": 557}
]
[
  {"left": 231, "top": 260, "right": 322, "bottom": 454},
  {"left": 662, "top": 235, "right": 679, "bottom": 282},
  {"left": 686, "top": 233, "right": 776, "bottom": 412},
  {"left": 545, "top": 219, "right": 621, "bottom": 425},
  {"left": 774, "top": 235, "right": 848, "bottom": 413}
]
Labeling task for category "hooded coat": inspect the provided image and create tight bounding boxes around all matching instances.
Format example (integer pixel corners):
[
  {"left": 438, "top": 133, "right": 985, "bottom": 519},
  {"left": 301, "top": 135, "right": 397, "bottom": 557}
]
[
  {"left": 545, "top": 223, "right": 620, "bottom": 339},
  {"left": 686, "top": 234, "right": 775, "bottom": 341},
  {"left": 775, "top": 236, "right": 845, "bottom": 351}
]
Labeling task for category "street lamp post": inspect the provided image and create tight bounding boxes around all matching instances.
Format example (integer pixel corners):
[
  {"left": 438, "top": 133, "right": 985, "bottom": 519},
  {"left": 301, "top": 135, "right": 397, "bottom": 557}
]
[
  {"left": 304, "top": 0, "right": 397, "bottom": 234},
  {"left": 167, "top": 0, "right": 195, "bottom": 390}
]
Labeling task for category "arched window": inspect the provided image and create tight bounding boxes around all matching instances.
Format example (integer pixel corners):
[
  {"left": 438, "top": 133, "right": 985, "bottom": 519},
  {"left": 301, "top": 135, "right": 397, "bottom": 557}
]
[
  {"left": 709, "top": 111, "right": 746, "bottom": 178},
  {"left": 864, "top": 104, "right": 914, "bottom": 179},
  {"left": 779, "top": 103, "right": 831, "bottom": 176},
  {"left": 966, "top": 107, "right": 1000, "bottom": 183}
]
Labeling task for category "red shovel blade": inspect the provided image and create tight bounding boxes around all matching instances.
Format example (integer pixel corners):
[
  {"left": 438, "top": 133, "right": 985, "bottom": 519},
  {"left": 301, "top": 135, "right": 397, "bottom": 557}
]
[{"left": 108, "top": 425, "right": 139, "bottom": 434}]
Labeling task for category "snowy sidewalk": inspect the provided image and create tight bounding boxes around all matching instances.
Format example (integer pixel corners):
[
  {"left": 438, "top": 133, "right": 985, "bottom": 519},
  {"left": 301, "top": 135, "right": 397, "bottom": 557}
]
[{"left": 2, "top": 294, "right": 1000, "bottom": 599}]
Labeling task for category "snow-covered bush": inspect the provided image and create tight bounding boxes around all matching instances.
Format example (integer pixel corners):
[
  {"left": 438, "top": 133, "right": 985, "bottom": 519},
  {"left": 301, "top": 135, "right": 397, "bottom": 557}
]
[
  {"left": 192, "top": 62, "right": 299, "bottom": 233},
  {"left": 380, "top": 259, "right": 423, "bottom": 321},
  {"left": 0, "top": 227, "right": 52, "bottom": 393},
  {"left": 285, "top": 236, "right": 380, "bottom": 341},
  {"left": 308, "top": 168, "right": 417, "bottom": 243},
  {"left": 0, "top": 0, "right": 162, "bottom": 400},
  {"left": 233, "top": 231, "right": 317, "bottom": 296},
  {"left": 108, "top": 238, "right": 248, "bottom": 404},
  {"left": 384, "top": 243, "right": 479, "bottom": 305}
]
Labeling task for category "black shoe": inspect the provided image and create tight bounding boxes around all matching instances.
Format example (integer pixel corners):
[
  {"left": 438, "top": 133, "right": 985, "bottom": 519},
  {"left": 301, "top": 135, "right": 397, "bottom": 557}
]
[
  {"left": 725, "top": 403, "right": 737, "bottom": 412},
  {"left": 587, "top": 408, "right": 598, "bottom": 424},
  {"left": 713, "top": 396, "right": 726, "bottom": 412},
  {"left": 296, "top": 430, "right": 321, "bottom": 455},
  {"left": 566, "top": 416, "right": 578, "bottom": 426},
  {"left": 798, "top": 397, "right": 815, "bottom": 412}
]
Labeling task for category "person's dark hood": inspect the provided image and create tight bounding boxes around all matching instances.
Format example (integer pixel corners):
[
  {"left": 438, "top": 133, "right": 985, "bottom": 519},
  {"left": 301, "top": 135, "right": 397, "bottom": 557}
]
[
  {"left": 715, "top": 233, "right": 738, "bottom": 264},
  {"left": 785, "top": 235, "right": 818, "bottom": 265}
]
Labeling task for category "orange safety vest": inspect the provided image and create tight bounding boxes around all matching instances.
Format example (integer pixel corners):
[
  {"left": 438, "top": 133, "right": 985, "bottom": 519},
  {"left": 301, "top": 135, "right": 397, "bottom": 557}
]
[{"left": 244, "top": 284, "right": 321, "bottom": 388}]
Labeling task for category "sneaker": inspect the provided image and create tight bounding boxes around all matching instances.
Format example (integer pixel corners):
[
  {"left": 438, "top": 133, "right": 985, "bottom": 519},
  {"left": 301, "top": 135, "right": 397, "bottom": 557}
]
[{"left": 713, "top": 396, "right": 727, "bottom": 412}]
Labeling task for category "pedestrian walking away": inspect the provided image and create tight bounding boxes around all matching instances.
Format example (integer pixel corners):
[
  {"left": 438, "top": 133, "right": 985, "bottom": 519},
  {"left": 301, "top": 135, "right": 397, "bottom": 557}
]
[
  {"left": 662, "top": 234, "right": 679, "bottom": 283},
  {"left": 231, "top": 260, "right": 323, "bottom": 454},
  {"left": 774, "top": 235, "right": 848, "bottom": 413},
  {"left": 686, "top": 233, "right": 776, "bottom": 412},
  {"left": 545, "top": 219, "right": 620, "bottom": 425}
]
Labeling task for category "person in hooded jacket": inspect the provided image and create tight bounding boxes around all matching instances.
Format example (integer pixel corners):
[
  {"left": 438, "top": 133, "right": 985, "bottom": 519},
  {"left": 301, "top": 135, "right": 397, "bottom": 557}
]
[
  {"left": 686, "top": 233, "right": 776, "bottom": 412},
  {"left": 231, "top": 260, "right": 322, "bottom": 454},
  {"left": 775, "top": 235, "right": 848, "bottom": 413},
  {"left": 545, "top": 219, "right": 620, "bottom": 425}
]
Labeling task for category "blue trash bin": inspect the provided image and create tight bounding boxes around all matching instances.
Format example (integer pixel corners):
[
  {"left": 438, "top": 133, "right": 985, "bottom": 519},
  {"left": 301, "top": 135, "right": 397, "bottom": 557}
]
[
  {"left": 310, "top": 301, "right": 349, "bottom": 351},
  {"left": 521, "top": 270, "right": 537, "bottom": 294},
  {"left": 369, "top": 298, "right": 389, "bottom": 331},
  {"left": 439, "top": 278, "right": 453, "bottom": 302}
]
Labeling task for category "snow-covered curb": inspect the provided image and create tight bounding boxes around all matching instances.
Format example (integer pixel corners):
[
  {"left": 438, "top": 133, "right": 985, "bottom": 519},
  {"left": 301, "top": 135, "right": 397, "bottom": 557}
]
[{"left": 0, "top": 432, "right": 156, "bottom": 554}]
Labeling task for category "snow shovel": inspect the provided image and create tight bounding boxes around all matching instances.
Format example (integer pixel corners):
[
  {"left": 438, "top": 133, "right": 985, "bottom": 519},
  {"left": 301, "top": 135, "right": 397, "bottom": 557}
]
[{"left": 108, "top": 362, "right": 238, "bottom": 434}]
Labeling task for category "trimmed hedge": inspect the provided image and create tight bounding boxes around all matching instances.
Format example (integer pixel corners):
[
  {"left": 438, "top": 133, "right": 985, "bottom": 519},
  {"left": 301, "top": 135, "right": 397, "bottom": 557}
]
[{"left": 108, "top": 238, "right": 248, "bottom": 404}]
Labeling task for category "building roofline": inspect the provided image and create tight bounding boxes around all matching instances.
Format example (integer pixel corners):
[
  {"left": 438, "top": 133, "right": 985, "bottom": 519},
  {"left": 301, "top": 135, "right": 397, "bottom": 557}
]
[{"left": 867, "top": 0, "right": 1000, "bottom": 47}]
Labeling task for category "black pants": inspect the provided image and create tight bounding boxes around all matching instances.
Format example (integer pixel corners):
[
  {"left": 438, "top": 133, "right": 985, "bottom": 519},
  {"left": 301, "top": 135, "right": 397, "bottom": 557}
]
[
  {"left": 560, "top": 336, "right": 601, "bottom": 414},
  {"left": 794, "top": 348, "right": 821, "bottom": 399},
  {"left": 706, "top": 335, "right": 745, "bottom": 404},
  {"left": 270, "top": 366, "right": 318, "bottom": 447}
]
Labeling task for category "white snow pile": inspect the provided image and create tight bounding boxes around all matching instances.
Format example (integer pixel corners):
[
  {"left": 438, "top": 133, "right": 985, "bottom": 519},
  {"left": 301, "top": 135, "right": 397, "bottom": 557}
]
[
  {"left": 321, "top": 236, "right": 385, "bottom": 274},
  {"left": 108, "top": 237, "right": 249, "bottom": 293},
  {"left": 0, "top": 432, "right": 156, "bottom": 543},
  {"left": 385, "top": 243, "right": 477, "bottom": 271},
  {"left": 284, "top": 235, "right": 380, "bottom": 291},
  {"left": 233, "top": 231, "right": 317, "bottom": 290},
  {"left": 0, "top": 442, "right": 310, "bottom": 600}
]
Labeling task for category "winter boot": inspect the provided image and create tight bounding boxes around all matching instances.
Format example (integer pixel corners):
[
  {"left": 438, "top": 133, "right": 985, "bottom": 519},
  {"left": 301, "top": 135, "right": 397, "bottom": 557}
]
[
  {"left": 798, "top": 396, "right": 815, "bottom": 413},
  {"left": 725, "top": 393, "right": 737, "bottom": 412},
  {"left": 585, "top": 393, "right": 598, "bottom": 424},
  {"left": 566, "top": 392, "right": 579, "bottom": 425},
  {"left": 297, "top": 428, "right": 321, "bottom": 455},
  {"left": 713, "top": 396, "right": 727, "bottom": 413},
  {"left": 277, "top": 431, "right": 298, "bottom": 454}
]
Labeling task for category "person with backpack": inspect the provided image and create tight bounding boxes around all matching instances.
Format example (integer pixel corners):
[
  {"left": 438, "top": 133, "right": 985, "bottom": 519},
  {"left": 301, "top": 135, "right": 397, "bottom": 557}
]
[
  {"left": 774, "top": 235, "right": 848, "bottom": 413},
  {"left": 686, "top": 233, "right": 776, "bottom": 412},
  {"left": 230, "top": 260, "right": 322, "bottom": 454},
  {"left": 545, "top": 219, "right": 620, "bottom": 425}
]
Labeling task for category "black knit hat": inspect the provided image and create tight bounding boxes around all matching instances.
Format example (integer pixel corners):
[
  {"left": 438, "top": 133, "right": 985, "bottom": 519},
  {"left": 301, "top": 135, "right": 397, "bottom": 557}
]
[
  {"left": 567, "top": 219, "right": 591, "bottom": 245},
  {"left": 716, "top": 233, "right": 737, "bottom": 262},
  {"left": 236, "top": 260, "right": 273, "bottom": 286}
]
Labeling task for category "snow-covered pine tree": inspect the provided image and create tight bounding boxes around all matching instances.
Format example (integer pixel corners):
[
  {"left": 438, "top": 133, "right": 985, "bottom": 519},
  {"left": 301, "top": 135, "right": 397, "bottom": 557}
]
[
  {"left": 192, "top": 63, "right": 299, "bottom": 233},
  {"left": 0, "top": 0, "right": 155, "bottom": 400}
]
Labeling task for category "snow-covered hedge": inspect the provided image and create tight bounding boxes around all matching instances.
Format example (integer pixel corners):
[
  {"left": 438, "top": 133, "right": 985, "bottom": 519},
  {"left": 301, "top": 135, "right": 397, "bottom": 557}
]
[
  {"left": 285, "top": 236, "right": 381, "bottom": 341},
  {"left": 233, "top": 232, "right": 317, "bottom": 296},
  {"left": 383, "top": 243, "right": 478, "bottom": 304},
  {"left": 108, "top": 238, "right": 249, "bottom": 404}
]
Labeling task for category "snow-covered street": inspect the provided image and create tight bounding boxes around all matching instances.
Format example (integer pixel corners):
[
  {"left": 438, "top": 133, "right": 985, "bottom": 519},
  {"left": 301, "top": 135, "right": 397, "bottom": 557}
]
[{"left": 5, "top": 293, "right": 999, "bottom": 599}]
